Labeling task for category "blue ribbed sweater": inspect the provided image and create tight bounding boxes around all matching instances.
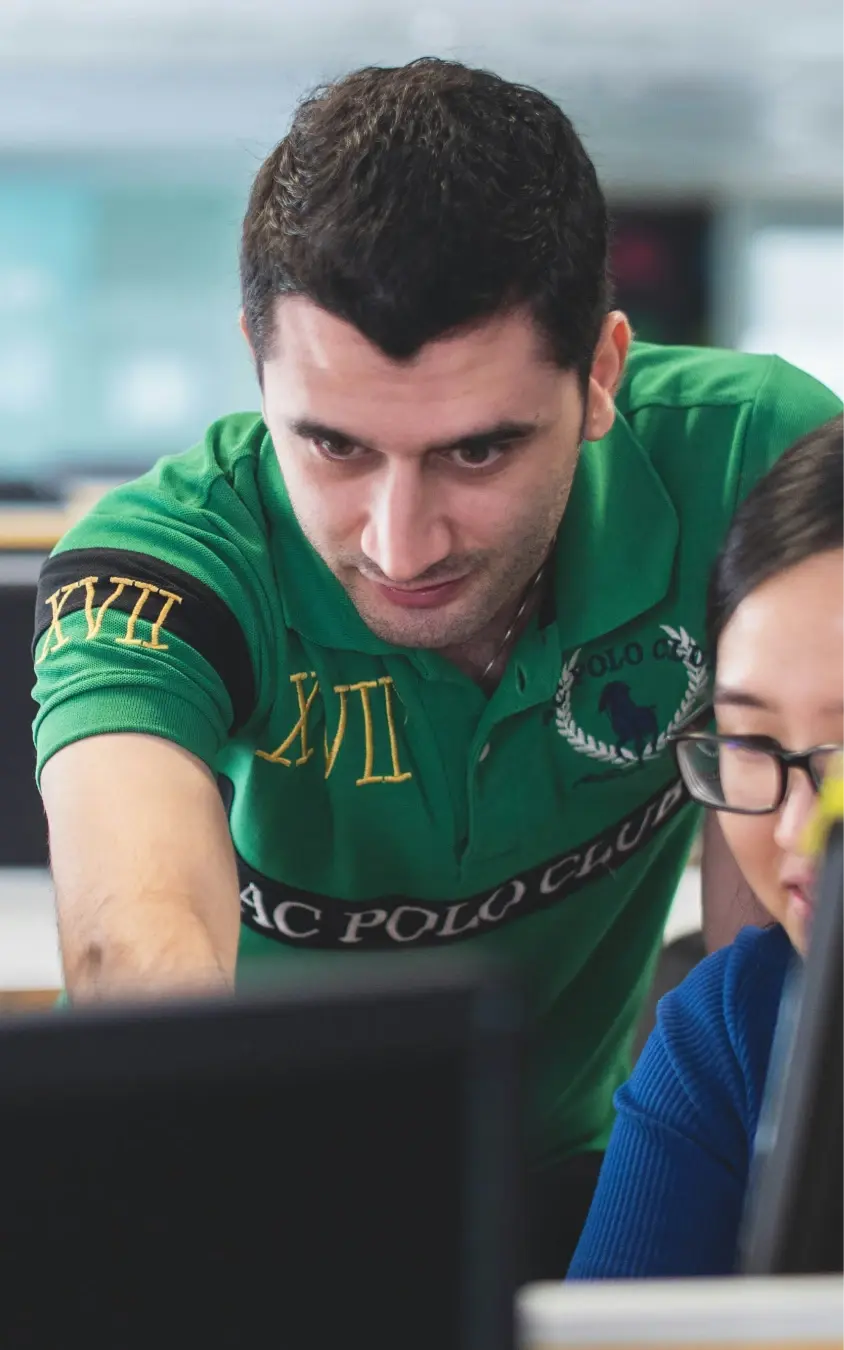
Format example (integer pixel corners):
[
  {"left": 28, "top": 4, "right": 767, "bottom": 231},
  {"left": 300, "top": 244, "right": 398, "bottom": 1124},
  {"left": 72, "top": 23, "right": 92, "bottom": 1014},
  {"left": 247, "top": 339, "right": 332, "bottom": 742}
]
[{"left": 568, "top": 924, "right": 794, "bottom": 1279}]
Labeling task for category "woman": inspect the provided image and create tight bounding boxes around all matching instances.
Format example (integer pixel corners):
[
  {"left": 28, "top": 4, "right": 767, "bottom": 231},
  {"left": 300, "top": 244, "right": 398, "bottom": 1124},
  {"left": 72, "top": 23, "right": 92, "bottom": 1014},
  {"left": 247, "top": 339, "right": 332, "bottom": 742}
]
[{"left": 568, "top": 414, "right": 843, "bottom": 1279}]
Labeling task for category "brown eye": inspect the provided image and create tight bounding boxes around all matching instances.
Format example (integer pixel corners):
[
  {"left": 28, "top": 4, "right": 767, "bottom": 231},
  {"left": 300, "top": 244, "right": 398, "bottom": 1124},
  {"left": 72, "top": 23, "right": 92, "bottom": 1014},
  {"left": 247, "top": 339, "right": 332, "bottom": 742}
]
[
  {"left": 312, "top": 438, "right": 365, "bottom": 462},
  {"left": 447, "top": 444, "right": 507, "bottom": 469}
]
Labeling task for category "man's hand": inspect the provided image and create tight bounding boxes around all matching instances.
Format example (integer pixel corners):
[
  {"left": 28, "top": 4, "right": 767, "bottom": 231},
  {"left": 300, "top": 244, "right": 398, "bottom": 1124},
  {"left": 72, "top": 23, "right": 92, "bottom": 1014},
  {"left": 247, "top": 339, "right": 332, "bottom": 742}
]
[
  {"left": 41, "top": 733, "right": 241, "bottom": 1001},
  {"left": 700, "top": 812, "right": 769, "bottom": 952}
]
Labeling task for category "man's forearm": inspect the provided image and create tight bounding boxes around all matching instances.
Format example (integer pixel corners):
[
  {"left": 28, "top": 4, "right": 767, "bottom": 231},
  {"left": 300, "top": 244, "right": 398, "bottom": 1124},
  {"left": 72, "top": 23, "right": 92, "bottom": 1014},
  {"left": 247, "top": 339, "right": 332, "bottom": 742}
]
[{"left": 59, "top": 892, "right": 236, "bottom": 1001}]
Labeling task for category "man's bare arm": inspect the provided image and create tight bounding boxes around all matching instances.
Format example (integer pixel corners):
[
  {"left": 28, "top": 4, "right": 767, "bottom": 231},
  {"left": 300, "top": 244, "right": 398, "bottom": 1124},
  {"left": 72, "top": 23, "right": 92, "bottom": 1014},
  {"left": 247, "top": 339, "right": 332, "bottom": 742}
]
[
  {"left": 700, "top": 811, "right": 769, "bottom": 952},
  {"left": 41, "top": 733, "right": 241, "bottom": 1001}
]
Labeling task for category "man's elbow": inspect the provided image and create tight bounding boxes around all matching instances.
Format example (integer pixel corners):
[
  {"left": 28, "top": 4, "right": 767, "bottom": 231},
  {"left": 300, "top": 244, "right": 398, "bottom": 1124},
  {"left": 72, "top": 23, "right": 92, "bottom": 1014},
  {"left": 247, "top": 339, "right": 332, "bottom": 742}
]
[{"left": 59, "top": 906, "right": 234, "bottom": 1002}]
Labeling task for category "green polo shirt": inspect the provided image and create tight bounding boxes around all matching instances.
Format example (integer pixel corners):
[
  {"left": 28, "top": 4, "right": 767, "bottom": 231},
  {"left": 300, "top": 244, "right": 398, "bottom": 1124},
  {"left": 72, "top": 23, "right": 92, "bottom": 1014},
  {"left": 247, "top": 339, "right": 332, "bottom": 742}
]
[{"left": 32, "top": 342, "right": 841, "bottom": 1167}]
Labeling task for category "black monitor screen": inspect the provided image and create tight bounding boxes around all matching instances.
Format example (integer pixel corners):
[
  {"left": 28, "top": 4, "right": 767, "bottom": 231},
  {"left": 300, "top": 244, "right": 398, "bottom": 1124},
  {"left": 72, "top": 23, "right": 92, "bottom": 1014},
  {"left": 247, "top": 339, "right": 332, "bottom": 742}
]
[
  {"left": 0, "top": 960, "right": 521, "bottom": 1350},
  {"left": 740, "top": 823, "right": 843, "bottom": 1275}
]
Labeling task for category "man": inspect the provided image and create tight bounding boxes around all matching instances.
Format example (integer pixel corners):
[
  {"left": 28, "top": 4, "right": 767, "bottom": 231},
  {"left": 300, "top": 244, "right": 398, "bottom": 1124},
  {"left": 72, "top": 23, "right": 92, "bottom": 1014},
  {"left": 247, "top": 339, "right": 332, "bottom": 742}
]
[{"left": 33, "top": 59, "right": 841, "bottom": 1275}]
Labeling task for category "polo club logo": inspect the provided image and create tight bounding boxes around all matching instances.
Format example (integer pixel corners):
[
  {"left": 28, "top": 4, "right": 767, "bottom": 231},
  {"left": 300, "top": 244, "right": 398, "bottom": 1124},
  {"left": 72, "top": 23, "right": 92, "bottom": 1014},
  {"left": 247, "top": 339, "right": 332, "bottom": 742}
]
[{"left": 555, "top": 624, "right": 708, "bottom": 769}]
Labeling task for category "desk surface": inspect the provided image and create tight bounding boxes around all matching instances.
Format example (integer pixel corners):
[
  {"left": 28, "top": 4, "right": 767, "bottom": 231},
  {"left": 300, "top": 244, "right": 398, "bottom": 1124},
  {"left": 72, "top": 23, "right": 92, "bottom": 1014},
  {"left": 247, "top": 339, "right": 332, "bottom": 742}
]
[
  {"left": 0, "top": 480, "right": 120, "bottom": 551},
  {"left": 518, "top": 1275, "right": 843, "bottom": 1349},
  {"left": 0, "top": 506, "right": 67, "bottom": 551}
]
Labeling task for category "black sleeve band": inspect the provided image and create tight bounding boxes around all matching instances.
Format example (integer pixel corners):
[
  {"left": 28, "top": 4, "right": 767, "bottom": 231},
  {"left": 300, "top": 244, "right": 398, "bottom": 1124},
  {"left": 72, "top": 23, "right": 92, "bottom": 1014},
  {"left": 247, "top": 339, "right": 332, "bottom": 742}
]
[{"left": 34, "top": 547, "right": 256, "bottom": 732}]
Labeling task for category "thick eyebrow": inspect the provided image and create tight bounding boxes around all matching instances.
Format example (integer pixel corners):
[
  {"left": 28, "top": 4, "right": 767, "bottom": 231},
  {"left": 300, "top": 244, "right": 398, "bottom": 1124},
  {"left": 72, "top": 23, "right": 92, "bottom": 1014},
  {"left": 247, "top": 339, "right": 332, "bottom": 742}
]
[
  {"left": 714, "top": 684, "right": 844, "bottom": 717},
  {"left": 428, "top": 420, "right": 540, "bottom": 455},
  {"left": 288, "top": 417, "right": 541, "bottom": 455}
]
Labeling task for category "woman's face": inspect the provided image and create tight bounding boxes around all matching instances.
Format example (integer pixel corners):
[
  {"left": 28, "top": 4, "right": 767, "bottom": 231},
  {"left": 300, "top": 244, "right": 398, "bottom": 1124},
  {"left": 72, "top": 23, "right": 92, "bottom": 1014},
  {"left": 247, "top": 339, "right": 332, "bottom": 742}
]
[{"left": 715, "top": 548, "right": 844, "bottom": 954}]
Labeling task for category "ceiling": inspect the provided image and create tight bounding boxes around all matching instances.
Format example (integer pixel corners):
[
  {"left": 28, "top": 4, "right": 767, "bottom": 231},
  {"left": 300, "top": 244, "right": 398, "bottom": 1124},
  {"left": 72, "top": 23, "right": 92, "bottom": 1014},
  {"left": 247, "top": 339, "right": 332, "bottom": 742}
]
[{"left": 0, "top": 0, "right": 840, "bottom": 195}]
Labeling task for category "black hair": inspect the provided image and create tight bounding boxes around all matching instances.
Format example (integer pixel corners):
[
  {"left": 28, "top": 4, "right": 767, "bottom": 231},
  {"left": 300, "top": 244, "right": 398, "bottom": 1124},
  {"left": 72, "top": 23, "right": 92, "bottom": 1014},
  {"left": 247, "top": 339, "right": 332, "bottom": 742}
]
[
  {"left": 240, "top": 58, "right": 610, "bottom": 383},
  {"left": 707, "top": 415, "right": 844, "bottom": 658}
]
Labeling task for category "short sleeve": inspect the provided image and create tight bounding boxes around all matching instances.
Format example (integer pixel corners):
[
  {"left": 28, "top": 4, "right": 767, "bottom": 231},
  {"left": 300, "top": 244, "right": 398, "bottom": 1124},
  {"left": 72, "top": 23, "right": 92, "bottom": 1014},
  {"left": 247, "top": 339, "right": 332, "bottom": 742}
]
[{"left": 33, "top": 425, "right": 275, "bottom": 782}]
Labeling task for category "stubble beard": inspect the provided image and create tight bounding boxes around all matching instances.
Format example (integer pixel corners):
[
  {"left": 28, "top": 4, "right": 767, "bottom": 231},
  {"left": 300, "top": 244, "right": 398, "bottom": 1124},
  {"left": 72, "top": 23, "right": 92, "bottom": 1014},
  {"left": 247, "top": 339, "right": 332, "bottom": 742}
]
[{"left": 326, "top": 482, "right": 572, "bottom": 654}]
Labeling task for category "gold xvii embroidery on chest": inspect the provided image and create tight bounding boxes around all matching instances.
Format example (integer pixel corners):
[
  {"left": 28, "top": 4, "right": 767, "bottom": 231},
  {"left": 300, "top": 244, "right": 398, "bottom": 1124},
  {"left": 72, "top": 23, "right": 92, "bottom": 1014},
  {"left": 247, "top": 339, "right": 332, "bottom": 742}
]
[
  {"left": 36, "top": 575, "right": 184, "bottom": 662},
  {"left": 256, "top": 673, "right": 413, "bottom": 786}
]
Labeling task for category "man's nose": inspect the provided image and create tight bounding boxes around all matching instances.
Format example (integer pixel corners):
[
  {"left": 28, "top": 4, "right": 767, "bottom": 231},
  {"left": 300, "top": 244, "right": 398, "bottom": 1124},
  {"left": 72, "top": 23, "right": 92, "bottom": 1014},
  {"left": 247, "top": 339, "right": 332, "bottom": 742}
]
[{"left": 360, "top": 462, "right": 452, "bottom": 582}]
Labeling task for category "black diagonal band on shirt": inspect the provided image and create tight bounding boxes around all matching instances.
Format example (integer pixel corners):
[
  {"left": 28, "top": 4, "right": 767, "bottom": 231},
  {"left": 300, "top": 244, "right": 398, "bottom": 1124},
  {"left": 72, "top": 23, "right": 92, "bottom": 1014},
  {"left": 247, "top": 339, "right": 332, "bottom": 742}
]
[{"left": 232, "top": 775, "right": 691, "bottom": 951}]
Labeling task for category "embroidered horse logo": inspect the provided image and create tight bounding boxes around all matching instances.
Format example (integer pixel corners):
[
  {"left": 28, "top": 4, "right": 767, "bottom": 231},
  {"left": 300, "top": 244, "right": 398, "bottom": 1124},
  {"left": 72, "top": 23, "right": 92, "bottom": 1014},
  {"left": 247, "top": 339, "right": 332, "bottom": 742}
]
[
  {"left": 554, "top": 624, "right": 708, "bottom": 771},
  {"left": 597, "top": 681, "right": 658, "bottom": 762}
]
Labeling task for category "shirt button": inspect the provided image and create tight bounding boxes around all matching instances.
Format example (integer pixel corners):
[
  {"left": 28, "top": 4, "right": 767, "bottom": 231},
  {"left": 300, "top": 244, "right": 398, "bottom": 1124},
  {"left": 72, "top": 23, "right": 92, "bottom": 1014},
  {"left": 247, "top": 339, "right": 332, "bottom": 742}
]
[{"left": 479, "top": 743, "right": 491, "bottom": 763}]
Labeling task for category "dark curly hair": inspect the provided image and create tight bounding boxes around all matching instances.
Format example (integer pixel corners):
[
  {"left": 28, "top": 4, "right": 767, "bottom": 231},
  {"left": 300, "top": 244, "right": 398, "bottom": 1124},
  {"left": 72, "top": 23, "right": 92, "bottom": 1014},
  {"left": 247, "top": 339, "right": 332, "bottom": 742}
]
[{"left": 240, "top": 58, "right": 610, "bottom": 384}]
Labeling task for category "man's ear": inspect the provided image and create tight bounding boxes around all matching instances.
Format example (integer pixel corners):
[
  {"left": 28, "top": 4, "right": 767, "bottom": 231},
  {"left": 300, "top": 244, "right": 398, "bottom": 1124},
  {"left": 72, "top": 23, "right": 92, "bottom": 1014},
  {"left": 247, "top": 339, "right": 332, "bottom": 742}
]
[
  {"left": 239, "top": 310, "right": 264, "bottom": 397},
  {"left": 239, "top": 310, "right": 254, "bottom": 358},
  {"left": 583, "top": 311, "right": 631, "bottom": 442}
]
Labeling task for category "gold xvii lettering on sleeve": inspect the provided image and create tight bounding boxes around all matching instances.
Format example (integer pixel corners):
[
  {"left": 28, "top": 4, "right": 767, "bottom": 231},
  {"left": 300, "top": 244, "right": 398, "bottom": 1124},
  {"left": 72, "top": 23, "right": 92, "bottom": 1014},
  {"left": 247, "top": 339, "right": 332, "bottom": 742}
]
[{"left": 36, "top": 575, "right": 184, "bottom": 663}]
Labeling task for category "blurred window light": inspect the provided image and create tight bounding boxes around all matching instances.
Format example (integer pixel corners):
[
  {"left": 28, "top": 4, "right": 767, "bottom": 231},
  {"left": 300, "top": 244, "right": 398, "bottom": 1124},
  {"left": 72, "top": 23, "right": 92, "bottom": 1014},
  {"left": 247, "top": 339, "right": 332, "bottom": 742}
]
[
  {"left": 0, "top": 170, "right": 258, "bottom": 471},
  {"left": 107, "top": 354, "right": 196, "bottom": 432},
  {"left": 0, "top": 266, "right": 55, "bottom": 313},
  {"left": 740, "top": 226, "right": 844, "bottom": 398},
  {"left": 0, "top": 340, "right": 55, "bottom": 416}
]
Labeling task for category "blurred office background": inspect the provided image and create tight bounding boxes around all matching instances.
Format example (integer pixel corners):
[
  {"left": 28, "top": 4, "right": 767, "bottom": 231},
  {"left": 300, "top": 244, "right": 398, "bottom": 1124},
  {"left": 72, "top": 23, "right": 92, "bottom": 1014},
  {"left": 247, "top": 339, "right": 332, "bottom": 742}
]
[
  {"left": 0, "top": 0, "right": 841, "bottom": 482},
  {"left": 0, "top": 0, "right": 840, "bottom": 988}
]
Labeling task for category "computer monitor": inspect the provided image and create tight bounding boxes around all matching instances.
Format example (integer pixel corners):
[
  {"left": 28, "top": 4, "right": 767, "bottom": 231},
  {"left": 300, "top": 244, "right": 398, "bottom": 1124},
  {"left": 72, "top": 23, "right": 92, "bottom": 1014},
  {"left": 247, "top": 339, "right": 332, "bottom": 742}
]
[
  {"left": 0, "top": 554, "right": 50, "bottom": 865},
  {"left": 739, "top": 822, "right": 843, "bottom": 1275},
  {"left": 0, "top": 955, "right": 522, "bottom": 1350}
]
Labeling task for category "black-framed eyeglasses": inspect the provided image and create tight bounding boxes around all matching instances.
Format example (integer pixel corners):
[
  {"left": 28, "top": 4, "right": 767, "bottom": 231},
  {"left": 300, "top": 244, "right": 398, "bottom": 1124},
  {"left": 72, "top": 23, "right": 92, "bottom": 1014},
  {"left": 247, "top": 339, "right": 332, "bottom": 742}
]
[{"left": 667, "top": 706, "right": 843, "bottom": 815}]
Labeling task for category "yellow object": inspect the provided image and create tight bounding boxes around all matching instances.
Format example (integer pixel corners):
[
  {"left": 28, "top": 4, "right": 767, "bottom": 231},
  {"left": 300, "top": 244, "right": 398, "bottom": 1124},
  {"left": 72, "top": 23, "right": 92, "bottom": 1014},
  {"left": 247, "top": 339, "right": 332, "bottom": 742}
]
[{"left": 802, "top": 754, "right": 844, "bottom": 860}]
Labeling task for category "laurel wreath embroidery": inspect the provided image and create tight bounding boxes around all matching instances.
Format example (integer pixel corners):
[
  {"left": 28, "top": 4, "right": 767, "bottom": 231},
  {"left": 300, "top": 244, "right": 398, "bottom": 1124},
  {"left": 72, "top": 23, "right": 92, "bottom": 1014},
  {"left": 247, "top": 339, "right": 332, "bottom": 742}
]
[{"left": 554, "top": 625, "right": 708, "bottom": 768}]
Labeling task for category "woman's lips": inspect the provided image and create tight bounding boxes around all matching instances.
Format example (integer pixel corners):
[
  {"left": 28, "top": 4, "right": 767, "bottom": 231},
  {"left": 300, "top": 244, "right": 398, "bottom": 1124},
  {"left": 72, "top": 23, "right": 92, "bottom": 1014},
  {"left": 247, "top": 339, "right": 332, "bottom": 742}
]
[{"left": 785, "top": 884, "right": 813, "bottom": 926}]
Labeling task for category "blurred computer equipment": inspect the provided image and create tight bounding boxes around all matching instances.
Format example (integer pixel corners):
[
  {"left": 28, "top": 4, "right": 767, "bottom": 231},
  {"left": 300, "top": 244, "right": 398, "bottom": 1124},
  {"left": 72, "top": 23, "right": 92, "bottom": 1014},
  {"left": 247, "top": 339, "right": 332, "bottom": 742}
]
[
  {"left": 740, "top": 818, "right": 843, "bottom": 1276},
  {"left": 0, "top": 955, "right": 522, "bottom": 1350},
  {"left": 0, "top": 555, "right": 50, "bottom": 865},
  {"left": 519, "top": 1275, "right": 844, "bottom": 1349}
]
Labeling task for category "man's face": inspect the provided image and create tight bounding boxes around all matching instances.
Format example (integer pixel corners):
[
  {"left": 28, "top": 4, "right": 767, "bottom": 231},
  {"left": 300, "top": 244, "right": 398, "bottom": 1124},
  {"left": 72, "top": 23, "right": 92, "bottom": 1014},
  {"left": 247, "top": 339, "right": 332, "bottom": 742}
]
[{"left": 257, "top": 298, "right": 623, "bottom": 651}]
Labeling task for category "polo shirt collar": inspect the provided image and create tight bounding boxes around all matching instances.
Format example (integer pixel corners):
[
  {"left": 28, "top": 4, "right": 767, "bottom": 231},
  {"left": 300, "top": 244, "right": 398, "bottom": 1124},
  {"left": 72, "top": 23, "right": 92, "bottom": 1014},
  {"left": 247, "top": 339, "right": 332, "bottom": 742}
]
[
  {"left": 261, "top": 408, "right": 679, "bottom": 660},
  {"left": 551, "top": 408, "right": 679, "bottom": 653}
]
